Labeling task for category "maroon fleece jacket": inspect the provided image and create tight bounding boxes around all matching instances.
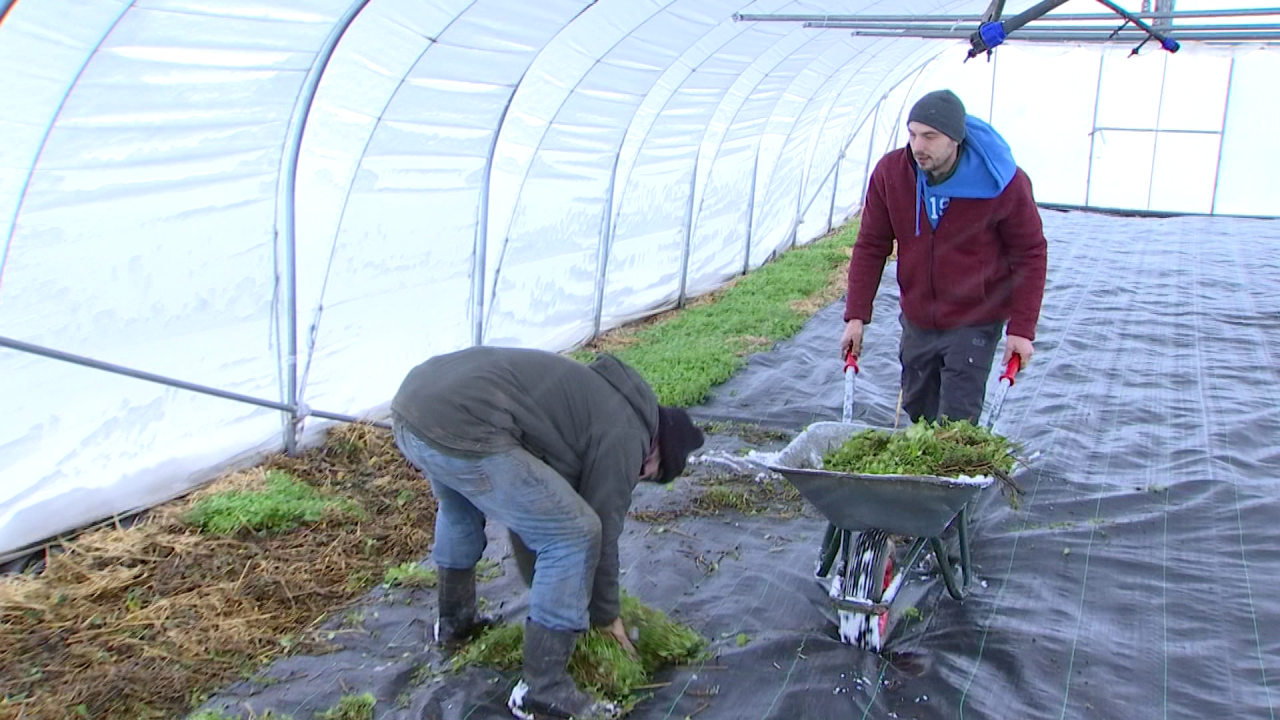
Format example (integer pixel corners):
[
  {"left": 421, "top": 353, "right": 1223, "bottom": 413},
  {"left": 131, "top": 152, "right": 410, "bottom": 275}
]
[{"left": 843, "top": 148, "right": 1048, "bottom": 341}]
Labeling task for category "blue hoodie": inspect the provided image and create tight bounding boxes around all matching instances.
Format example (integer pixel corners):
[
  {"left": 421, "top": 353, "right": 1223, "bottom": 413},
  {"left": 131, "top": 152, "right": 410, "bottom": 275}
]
[{"left": 915, "top": 115, "right": 1018, "bottom": 235}]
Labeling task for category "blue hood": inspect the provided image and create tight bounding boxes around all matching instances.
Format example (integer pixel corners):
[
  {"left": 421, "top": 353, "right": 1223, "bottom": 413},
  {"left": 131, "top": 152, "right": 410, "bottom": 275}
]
[{"left": 914, "top": 115, "right": 1018, "bottom": 235}]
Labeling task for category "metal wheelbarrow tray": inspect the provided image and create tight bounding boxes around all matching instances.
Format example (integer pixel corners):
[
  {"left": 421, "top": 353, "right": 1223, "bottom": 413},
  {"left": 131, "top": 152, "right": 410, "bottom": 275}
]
[
  {"left": 754, "top": 353, "right": 1021, "bottom": 652},
  {"left": 764, "top": 420, "right": 1001, "bottom": 652},
  {"left": 765, "top": 421, "right": 996, "bottom": 538}
]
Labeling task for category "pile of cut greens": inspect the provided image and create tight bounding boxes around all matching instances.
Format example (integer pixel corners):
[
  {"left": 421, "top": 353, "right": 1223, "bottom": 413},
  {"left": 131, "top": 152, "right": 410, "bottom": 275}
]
[
  {"left": 823, "top": 419, "right": 1020, "bottom": 484},
  {"left": 451, "top": 594, "right": 706, "bottom": 708}
]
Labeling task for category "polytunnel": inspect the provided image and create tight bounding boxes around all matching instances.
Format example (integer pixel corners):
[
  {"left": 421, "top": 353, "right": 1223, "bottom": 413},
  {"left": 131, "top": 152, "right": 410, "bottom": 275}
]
[{"left": 2, "top": 0, "right": 1280, "bottom": 718}]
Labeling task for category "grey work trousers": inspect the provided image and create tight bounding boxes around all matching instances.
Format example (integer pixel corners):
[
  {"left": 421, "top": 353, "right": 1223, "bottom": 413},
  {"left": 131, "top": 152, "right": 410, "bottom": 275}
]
[{"left": 898, "top": 314, "right": 1004, "bottom": 425}]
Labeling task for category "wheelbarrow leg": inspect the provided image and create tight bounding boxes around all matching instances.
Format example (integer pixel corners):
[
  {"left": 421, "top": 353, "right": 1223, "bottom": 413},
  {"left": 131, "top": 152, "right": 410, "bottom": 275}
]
[
  {"left": 929, "top": 536, "right": 967, "bottom": 601},
  {"left": 814, "top": 522, "right": 841, "bottom": 580},
  {"left": 957, "top": 503, "right": 973, "bottom": 593},
  {"left": 882, "top": 536, "right": 929, "bottom": 606}
]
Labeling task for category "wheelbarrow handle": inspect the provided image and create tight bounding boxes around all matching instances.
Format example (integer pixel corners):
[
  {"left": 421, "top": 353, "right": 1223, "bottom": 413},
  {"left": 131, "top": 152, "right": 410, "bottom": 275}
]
[
  {"left": 844, "top": 351, "right": 860, "bottom": 374},
  {"left": 999, "top": 355, "right": 1021, "bottom": 386}
]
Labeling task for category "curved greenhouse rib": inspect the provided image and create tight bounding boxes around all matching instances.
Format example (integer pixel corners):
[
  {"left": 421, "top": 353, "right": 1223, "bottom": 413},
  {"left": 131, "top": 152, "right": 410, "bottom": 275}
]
[
  {"left": 480, "top": 0, "right": 678, "bottom": 339},
  {"left": 291, "top": 1, "right": 476, "bottom": 402},
  {"left": 745, "top": 37, "right": 878, "bottom": 256},
  {"left": 484, "top": 0, "right": 805, "bottom": 345},
  {"left": 592, "top": 7, "right": 772, "bottom": 335},
  {"left": 754, "top": 0, "right": 972, "bottom": 256},
  {"left": 276, "top": 0, "right": 377, "bottom": 453},
  {"left": 0, "top": 0, "right": 132, "bottom": 295},
  {"left": 488, "top": 0, "right": 918, "bottom": 343},
  {"left": 786, "top": 42, "right": 949, "bottom": 235},
  {"left": 792, "top": 38, "right": 895, "bottom": 211}
]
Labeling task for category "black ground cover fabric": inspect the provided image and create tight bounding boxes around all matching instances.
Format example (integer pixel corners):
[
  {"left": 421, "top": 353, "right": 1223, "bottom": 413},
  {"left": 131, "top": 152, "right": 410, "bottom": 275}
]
[{"left": 197, "top": 210, "right": 1280, "bottom": 720}]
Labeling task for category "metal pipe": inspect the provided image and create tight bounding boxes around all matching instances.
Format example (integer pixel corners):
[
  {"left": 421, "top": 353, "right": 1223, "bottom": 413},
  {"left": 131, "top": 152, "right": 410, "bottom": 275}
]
[
  {"left": 474, "top": 66, "right": 532, "bottom": 347},
  {"left": 831, "top": 597, "right": 890, "bottom": 615},
  {"left": 0, "top": 335, "right": 388, "bottom": 428},
  {"left": 677, "top": 155, "right": 699, "bottom": 305},
  {"left": 742, "top": 146, "right": 759, "bottom": 275},
  {"left": 1211, "top": 58, "right": 1236, "bottom": 216},
  {"left": 988, "top": 44, "right": 998, "bottom": 122},
  {"left": 1, "top": 4, "right": 133, "bottom": 295},
  {"left": 789, "top": 175, "right": 803, "bottom": 248},
  {"left": 735, "top": 8, "right": 1280, "bottom": 23},
  {"left": 1085, "top": 53, "right": 1105, "bottom": 208},
  {"left": 859, "top": 102, "right": 880, "bottom": 207},
  {"left": 279, "top": 0, "right": 374, "bottom": 454},
  {"left": 1039, "top": 201, "right": 1277, "bottom": 220},
  {"left": 827, "top": 153, "right": 841, "bottom": 232},
  {"left": 1094, "top": 0, "right": 1179, "bottom": 52},
  {"left": 1094, "top": 126, "right": 1220, "bottom": 135},
  {"left": 982, "top": 0, "right": 1007, "bottom": 23},
  {"left": 840, "top": 29, "right": 1280, "bottom": 43},
  {"left": 1146, "top": 53, "right": 1169, "bottom": 211},
  {"left": 998, "top": 0, "right": 1073, "bottom": 35},
  {"left": 591, "top": 154, "right": 621, "bottom": 336},
  {"left": 806, "top": 22, "right": 1280, "bottom": 33},
  {"left": 798, "top": 98, "right": 886, "bottom": 220}
]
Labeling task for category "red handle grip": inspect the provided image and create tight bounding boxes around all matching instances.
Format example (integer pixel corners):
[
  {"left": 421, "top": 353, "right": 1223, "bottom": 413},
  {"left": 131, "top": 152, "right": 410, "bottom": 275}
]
[
  {"left": 844, "top": 352, "right": 860, "bottom": 374},
  {"left": 1000, "top": 355, "right": 1021, "bottom": 385}
]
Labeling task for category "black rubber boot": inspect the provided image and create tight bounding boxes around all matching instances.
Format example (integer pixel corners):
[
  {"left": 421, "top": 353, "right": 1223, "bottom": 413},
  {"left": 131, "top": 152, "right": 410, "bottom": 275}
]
[
  {"left": 506, "top": 620, "right": 619, "bottom": 720},
  {"left": 434, "top": 567, "right": 495, "bottom": 650}
]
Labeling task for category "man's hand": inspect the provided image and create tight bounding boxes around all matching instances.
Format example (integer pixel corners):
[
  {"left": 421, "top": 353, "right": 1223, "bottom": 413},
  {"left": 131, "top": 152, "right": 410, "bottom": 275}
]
[
  {"left": 1003, "top": 335, "right": 1034, "bottom": 368},
  {"left": 840, "top": 319, "right": 865, "bottom": 359},
  {"left": 602, "top": 617, "right": 638, "bottom": 659}
]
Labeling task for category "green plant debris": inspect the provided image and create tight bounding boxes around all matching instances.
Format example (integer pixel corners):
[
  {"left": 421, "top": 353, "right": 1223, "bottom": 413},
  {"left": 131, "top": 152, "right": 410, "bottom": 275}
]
[
  {"left": 573, "top": 222, "right": 859, "bottom": 406},
  {"left": 476, "top": 558, "right": 503, "bottom": 582},
  {"left": 2, "top": 423, "right": 439, "bottom": 720},
  {"left": 187, "top": 711, "right": 293, "bottom": 720},
  {"left": 695, "top": 486, "right": 755, "bottom": 514},
  {"left": 901, "top": 607, "right": 923, "bottom": 622},
  {"left": 410, "top": 662, "right": 440, "bottom": 687},
  {"left": 346, "top": 570, "right": 377, "bottom": 593},
  {"left": 690, "top": 478, "right": 805, "bottom": 517},
  {"left": 383, "top": 562, "right": 437, "bottom": 589},
  {"left": 698, "top": 421, "right": 794, "bottom": 445},
  {"left": 1014, "top": 520, "right": 1078, "bottom": 533},
  {"left": 183, "top": 470, "right": 366, "bottom": 536},
  {"left": 316, "top": 692, "right": 375, "bottom": 720},
  {"left": 824, "top": 419, "right": 1018, "bottom": 478},
  {"left": 451, "top": 595, "right": 705, "bottom": 703},
  {"left": 735, "top": 633, "right": 750, "bottom": 647}
]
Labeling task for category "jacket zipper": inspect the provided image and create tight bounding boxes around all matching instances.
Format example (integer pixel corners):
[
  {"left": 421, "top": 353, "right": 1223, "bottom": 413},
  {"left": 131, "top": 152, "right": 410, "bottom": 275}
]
[
  {"left": 914, "top": 152, "right": 940, "bottom": 329},
  {"left": 927, "top": 200, "right": 938, "bottom": 328}
]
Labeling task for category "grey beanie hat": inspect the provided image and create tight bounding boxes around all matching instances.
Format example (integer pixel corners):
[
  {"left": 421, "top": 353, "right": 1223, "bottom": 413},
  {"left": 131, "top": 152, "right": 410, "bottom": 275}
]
[{"left": 908, "top": 89, "right": 967, "bottom": 143}]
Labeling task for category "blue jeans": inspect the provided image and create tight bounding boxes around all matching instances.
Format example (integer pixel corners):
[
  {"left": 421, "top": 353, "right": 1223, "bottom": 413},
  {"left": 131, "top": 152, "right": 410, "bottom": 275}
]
[{"left": 392, "top": 421, "right": 602, "bottom": 632}]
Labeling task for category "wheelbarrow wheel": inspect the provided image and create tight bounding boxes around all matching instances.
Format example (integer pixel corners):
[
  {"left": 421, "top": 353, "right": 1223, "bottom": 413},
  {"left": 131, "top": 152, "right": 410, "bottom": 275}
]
[{"left": 835, "top": 530, "right": 894, "bottom": 652}]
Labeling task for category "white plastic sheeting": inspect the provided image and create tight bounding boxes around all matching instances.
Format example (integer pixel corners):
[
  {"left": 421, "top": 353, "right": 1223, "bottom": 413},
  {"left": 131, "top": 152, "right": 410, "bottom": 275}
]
[
  {"left": 0, "top": 0, "right": 1277, "bottom": 560},
  {"left": 913, "top": 38, "right": 1280, "bottom": 217}
]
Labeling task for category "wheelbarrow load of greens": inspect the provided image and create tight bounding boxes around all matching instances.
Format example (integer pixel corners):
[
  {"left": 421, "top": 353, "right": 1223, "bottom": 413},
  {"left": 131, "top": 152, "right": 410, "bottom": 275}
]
[{"left": 766, "top": 355, "right": 1025, "bottom": 652}]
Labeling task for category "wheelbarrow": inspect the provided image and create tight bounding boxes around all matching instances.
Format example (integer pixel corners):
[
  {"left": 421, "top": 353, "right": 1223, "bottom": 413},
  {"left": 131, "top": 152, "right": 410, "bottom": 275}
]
[{"left": 765, "top": 352, "right": 1022, "bottom": 652}]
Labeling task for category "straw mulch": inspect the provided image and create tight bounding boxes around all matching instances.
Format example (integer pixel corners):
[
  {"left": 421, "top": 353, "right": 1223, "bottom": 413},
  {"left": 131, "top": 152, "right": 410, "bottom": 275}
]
[{"left": 0, "top": 424, "right": 436, "bottom": 720}]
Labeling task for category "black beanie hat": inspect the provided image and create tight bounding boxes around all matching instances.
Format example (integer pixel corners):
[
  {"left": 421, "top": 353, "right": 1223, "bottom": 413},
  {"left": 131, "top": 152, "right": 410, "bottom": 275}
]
[
  {"left": 654, "top": 406, "right": 705, "bottom": 484},
  {"left": 907, "top": 89, "right": 967, "bottom": 144}
]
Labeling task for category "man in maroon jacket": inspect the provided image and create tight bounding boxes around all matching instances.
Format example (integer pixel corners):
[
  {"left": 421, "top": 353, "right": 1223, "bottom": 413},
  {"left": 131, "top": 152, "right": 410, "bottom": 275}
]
[{"left": 840, "top": 89, "right": 1047, "bottom": 424}]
